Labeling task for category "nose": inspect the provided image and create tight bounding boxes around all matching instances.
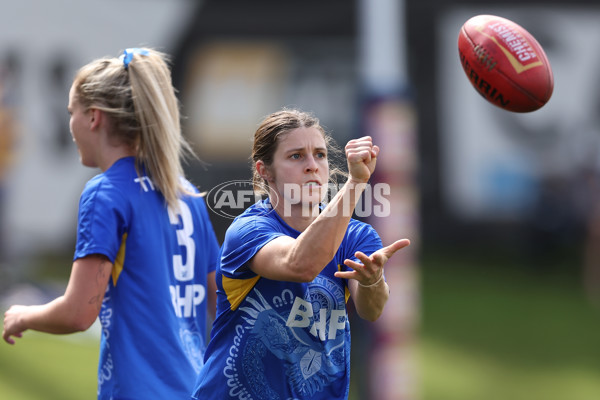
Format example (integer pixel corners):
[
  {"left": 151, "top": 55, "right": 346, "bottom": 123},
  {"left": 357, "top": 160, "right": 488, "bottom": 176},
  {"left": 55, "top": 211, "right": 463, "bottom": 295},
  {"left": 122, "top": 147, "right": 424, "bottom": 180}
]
[{"left": 304, "top": 154, "right": 318, "bottom": 173}]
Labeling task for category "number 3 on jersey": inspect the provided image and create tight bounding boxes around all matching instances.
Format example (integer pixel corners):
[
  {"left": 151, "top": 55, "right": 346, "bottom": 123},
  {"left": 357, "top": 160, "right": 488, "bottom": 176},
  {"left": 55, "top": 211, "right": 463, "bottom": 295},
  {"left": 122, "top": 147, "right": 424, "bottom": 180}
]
[{"left": 168, "top": 200, "right": 195, "bottom": 281}]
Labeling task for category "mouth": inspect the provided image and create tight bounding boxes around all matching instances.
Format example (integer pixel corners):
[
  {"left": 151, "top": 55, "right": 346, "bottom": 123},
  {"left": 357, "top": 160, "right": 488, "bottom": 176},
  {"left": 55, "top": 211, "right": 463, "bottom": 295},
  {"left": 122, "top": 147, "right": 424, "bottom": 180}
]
[{"left": 303, "top": 181, "right": 321, "bottom": 187}]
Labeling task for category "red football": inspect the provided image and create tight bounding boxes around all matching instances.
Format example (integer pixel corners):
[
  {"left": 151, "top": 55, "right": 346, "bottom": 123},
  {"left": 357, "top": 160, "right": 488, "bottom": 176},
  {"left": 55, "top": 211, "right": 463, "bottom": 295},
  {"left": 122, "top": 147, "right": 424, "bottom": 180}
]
[{"left": 458, "top": 14, "right": 554, "bottom": 112}]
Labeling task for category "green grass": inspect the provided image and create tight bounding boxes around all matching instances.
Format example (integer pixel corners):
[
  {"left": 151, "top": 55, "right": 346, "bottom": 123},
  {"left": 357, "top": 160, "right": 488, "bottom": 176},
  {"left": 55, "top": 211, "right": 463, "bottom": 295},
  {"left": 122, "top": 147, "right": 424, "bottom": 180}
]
[
  {"left": 421, "top": 338, "right": 600, "bottom": 400},
  {"left": 419, "top": 249, "right": 600, "bottom": 400},
  {"left": 2, "top": 248, "right": 600, "bottom": 400},
  {"left": 0, "top": 332, "right": 98, "bottom": 400}
]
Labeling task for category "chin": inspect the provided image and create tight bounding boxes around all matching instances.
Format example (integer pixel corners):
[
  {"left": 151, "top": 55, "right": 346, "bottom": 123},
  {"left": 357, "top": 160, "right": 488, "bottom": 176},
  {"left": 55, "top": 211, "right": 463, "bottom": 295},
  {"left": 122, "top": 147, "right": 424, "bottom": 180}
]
[
  {"left": 300, "top": 197, "right": 323, "bottom": 208},
  {"left": 301, "top": 186, "right": 326, "bottom": 201},
  {"left": 80, "top": 158, "right": 96, "bottom": 168}
]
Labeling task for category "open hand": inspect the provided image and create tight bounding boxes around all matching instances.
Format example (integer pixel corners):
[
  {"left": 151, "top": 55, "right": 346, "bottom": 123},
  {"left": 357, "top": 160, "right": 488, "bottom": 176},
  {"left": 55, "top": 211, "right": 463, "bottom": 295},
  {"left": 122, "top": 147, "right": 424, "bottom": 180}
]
[{"left": 334, "top": 239, "right": 411, "bottom": 285}]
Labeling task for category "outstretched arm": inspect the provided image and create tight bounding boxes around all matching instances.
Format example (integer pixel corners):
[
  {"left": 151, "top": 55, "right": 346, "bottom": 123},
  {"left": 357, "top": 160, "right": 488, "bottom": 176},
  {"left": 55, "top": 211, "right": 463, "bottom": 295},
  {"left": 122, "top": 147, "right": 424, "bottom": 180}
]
[
  {"left": 335, "top": 239, "right": 410, "bottom": 321},
  {"left": 3, "top": 254, "right": 112, "bottom": 344},
  {"left": 251, "top": 137, "right": 379, "bottom": 282}
]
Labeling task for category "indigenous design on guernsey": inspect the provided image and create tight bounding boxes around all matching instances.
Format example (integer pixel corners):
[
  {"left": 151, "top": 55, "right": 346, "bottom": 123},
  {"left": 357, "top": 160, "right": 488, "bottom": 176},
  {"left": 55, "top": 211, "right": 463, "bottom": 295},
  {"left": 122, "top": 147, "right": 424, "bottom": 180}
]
[{"left": 230, "top": 277, "right": 347, "bottom": 398}]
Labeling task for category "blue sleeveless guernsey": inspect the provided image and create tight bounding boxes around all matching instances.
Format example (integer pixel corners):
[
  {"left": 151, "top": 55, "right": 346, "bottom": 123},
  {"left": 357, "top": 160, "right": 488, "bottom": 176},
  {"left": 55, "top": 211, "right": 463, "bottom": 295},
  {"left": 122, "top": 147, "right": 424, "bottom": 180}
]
[
  {"left": 73, "top": 157, "right": 219, "bottom": 400},
  {"left": 192, "top": 199, "right": 382, "bottom": 400}
]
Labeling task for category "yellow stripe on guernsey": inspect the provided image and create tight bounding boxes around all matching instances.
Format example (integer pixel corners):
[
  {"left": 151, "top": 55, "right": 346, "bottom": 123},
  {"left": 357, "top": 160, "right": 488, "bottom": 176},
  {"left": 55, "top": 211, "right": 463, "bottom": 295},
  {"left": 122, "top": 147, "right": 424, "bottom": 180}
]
[
  {"left": 338, "top": 264, "right": 350, "bottom": 303},
  {"left": 112, "top": 232, "right": 128, "bottom": 286},
  {"left": 223, "top": 267, "right": 349, "bottom": 309},
  {"left": 222, "top": 275, "right": 261, "bottom": 311}
]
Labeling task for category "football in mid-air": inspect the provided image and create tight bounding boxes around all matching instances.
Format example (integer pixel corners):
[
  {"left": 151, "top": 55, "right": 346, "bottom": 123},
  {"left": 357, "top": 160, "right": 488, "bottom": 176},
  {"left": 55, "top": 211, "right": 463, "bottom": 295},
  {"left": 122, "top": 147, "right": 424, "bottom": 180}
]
[{"left": 458, "top": 14, "right": 554, "bottom": 112}]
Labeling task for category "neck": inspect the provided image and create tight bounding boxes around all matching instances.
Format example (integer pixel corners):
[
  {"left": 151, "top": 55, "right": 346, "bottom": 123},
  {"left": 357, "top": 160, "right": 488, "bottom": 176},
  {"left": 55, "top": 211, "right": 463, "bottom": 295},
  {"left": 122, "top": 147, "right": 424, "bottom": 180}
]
[
  {"left": 98, "top": 145, "right": 136, "bottom": 172},
  {"left": 272, "top": 199, "right": 320, "bottom": 232}
]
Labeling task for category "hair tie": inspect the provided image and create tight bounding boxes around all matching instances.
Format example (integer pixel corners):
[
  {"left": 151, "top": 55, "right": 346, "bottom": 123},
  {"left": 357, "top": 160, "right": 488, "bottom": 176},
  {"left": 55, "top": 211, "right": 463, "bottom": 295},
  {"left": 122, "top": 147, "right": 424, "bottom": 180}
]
[{"left": 119, "top": 48, "right": 149, "bottom": 70}]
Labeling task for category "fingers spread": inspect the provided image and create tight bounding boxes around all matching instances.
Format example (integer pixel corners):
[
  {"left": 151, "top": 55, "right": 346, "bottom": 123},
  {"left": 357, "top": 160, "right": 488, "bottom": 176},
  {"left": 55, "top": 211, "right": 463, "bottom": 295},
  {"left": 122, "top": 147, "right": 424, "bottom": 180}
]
[
  {"left": 381, "top": 239, "right": 411, "bottom": 259},
  {"left": 371, "top": 251, "right": 385, "bottom": 266},
  {"left": 343, "top": 258, "right": 363, "bottom": 271},
  {"left": 353, "top": 251, "right": 371, "bottom": 266}
]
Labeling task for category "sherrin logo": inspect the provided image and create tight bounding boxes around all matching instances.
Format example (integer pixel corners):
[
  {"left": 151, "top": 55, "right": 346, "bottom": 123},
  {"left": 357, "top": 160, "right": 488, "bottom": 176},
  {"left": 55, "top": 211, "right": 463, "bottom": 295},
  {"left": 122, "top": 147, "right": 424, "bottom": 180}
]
[{"left": 476, "top": 21, "right": 544, "bottom": 73}]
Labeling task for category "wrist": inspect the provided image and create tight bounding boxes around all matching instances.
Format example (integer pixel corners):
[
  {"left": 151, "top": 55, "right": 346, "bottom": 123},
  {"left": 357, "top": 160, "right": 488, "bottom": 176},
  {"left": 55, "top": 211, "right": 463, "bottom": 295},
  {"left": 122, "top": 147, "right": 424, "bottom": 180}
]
[
  {"left": 346, "top": 178, "right": 369, "bottom": 189},
  {"left": 358, "top": 273, "right": 384, "bottom": 288}
]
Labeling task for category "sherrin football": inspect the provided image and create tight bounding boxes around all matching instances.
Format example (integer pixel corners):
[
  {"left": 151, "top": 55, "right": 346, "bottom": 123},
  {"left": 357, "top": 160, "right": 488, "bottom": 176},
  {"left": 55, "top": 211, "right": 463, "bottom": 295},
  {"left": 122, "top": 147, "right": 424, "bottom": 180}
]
[{"left": 458, "top": 14, "right": 554, "bottom": 112}]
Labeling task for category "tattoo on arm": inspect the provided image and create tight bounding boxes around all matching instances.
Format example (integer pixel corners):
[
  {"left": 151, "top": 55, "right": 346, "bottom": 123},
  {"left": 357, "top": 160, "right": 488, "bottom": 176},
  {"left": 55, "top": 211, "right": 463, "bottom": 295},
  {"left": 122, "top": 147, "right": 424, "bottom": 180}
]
[{"left": 88, "top": 259, "right": 109, "bottom": 311}]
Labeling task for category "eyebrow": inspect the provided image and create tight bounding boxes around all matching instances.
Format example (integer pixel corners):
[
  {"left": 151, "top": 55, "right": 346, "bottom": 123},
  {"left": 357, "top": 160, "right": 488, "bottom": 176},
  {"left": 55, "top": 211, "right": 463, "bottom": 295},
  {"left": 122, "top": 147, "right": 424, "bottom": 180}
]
[{"left": 285, "top": 146, "right": 327, "bottom": 153}]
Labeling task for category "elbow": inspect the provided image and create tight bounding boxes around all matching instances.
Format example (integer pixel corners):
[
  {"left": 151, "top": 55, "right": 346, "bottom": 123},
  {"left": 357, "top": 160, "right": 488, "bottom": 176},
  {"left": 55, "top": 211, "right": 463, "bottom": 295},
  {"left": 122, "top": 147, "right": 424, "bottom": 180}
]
[
  {"left": 291, "top": 250, "right": 337, "bottom": 283},
  {"left": 285, "top": 256, "right": 322, "bottom": 283},
  {"left": 356, "top": 307, "right": 383, "bottom": 322},
  {"left": 68, "top": 313, "right": 97, "bottom": 332},
  {"left": 69, "top": 321, "right": 92, "bottom": 333},
  {"left": 359, "top": 308, "right": 384, "bottom": 322},
  {"left": 53, "top": 295, "right": 98, "bottom": 333},
  {"left": 291, "top": 265, "right": 319, "bottom": 283},
  {"left": 75, "top": 319, "right": 96, "bottom": 332}
]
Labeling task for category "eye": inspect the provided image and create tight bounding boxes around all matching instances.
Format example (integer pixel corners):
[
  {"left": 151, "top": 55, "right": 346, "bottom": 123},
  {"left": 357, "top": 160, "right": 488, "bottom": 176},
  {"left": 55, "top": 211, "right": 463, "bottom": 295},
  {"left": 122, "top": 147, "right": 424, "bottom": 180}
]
[
  {"left": 316, "top": 152, "right": 326, "bottom": 159},
  {"left": 290, "top": 153, "right": 301, "bottom": 160}
]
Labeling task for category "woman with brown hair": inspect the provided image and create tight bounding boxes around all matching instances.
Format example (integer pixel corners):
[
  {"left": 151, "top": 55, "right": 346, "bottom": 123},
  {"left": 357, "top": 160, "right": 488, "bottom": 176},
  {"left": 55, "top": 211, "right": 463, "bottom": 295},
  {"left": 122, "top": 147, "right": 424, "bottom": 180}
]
[{"left": 193, "top": 108, "right": 410, "bottom": 399}]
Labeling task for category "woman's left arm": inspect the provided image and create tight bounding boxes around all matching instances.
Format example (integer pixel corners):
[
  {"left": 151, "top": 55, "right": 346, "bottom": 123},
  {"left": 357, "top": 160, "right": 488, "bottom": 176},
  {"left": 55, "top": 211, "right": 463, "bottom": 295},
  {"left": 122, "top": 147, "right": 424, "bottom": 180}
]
[{"left": 335, "top": 239, "right": 410, "bottom": 321}]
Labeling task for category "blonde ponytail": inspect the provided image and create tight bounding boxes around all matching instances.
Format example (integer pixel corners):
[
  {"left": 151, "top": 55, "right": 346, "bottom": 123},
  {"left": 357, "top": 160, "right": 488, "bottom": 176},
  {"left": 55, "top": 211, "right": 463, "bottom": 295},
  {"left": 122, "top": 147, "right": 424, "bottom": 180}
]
[{"left": 72, "top": 48, "right": 194, "bottom": 210}]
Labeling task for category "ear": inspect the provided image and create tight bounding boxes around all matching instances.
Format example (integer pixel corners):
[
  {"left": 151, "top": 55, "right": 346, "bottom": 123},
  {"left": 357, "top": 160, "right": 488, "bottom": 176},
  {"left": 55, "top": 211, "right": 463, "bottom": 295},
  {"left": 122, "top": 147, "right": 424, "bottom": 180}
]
[
  {"left": 89, "top": 108, "right": 102, "bottom": 131},
  {"left": 256, "top": 160, "right": 273, "bottom": 182}
]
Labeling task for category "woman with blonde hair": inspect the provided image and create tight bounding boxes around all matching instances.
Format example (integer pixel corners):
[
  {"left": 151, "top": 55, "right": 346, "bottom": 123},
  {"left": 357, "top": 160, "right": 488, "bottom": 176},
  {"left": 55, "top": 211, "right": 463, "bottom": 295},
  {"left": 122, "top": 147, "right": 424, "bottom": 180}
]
[{"left": 2, "top": 48, "right": 219, "bottom": 400}]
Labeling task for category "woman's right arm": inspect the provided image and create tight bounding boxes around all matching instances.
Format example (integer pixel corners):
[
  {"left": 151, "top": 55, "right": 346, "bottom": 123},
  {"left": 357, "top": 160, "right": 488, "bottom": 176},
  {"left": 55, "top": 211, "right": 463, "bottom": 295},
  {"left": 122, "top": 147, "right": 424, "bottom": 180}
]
[
  {"left": 2, "top": 254, "right": 112, "bottom": 344},
  {"left": 249, "top": 136, "right": 378, "bottom": 282}
]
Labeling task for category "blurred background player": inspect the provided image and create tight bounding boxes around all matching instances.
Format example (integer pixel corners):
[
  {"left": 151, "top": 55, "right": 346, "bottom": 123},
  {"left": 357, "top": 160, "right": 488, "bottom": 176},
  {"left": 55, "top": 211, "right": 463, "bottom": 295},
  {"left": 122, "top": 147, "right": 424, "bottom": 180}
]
[{"left": 2, "top": 48, "right": 219, "bottom": 400}]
